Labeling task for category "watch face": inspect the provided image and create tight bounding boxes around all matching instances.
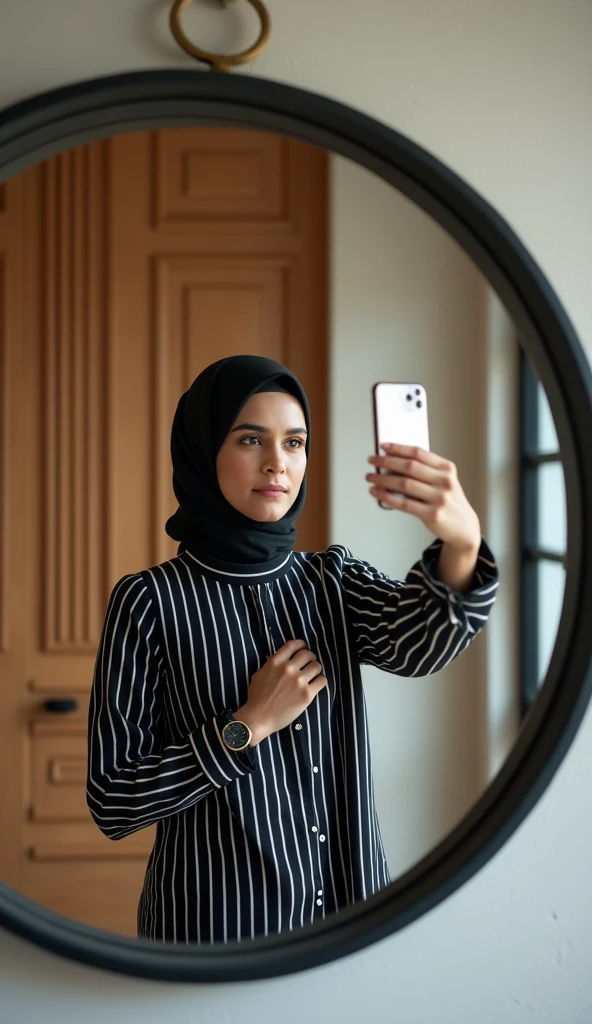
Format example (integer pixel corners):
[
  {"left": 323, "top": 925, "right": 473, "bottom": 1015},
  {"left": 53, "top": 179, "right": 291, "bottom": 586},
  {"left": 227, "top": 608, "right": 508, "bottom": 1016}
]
[{"left": 223, "top": 719, "right": 251, "bottom": 750}]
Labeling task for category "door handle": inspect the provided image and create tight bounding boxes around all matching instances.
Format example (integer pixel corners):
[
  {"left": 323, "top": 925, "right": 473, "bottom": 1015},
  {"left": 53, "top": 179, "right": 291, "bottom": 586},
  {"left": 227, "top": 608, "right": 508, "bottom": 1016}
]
[{"left": 43, "top": 698, "right": 79, "bottom": 714}]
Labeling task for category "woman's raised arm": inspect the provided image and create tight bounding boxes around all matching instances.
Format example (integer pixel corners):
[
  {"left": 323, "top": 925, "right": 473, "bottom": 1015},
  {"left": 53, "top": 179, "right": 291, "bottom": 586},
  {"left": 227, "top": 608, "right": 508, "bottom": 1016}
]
[{"left": 329, "top": 537, "right": 498, "bottom": 678}]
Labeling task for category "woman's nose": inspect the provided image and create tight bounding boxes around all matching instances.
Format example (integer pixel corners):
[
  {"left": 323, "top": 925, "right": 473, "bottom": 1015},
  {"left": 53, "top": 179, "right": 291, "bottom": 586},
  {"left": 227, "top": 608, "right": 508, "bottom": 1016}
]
[{"left": 264, "top": 449, "right": 286, "bottom": 471}]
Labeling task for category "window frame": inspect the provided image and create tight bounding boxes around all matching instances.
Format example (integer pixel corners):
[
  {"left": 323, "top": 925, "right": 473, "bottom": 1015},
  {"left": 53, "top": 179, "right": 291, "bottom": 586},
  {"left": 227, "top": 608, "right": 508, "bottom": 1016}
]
[{"left": 519, "top": 350, "right": 566, "bottom": 717}]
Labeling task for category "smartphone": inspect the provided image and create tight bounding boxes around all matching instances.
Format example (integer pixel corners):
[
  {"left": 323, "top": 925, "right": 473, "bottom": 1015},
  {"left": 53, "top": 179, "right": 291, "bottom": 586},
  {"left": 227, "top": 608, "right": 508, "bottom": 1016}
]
[{"left": 372, "top": 382, "right": 430, "bottom": 509}]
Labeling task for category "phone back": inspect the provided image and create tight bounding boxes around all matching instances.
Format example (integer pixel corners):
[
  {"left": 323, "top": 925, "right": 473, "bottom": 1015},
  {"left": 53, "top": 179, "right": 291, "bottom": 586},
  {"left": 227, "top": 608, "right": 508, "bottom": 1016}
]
[{"left": 373, "top": 382, "right": 430, "bottom": 452}]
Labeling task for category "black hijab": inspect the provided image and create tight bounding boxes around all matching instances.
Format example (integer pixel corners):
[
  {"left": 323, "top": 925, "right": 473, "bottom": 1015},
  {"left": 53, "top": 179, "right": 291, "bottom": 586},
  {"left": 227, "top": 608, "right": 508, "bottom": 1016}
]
[{"left": 165, "top": 355, "right": 311, "bottom": 564}]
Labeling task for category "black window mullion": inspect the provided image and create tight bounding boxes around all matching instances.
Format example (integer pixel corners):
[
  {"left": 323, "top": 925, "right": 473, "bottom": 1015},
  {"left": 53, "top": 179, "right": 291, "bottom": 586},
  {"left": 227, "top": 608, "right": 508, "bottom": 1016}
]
[
  {"left": 520, "top": 560, "right": 539, "bottom": 714},
  {"left": 519, "top": 352, "right": 567, "bottom": 717},
  {"left": 523, "top": 547, "right": 566, "bottom": 566},
  {"left": 523, "top": 451, "right": 561, "bottom": 466}
]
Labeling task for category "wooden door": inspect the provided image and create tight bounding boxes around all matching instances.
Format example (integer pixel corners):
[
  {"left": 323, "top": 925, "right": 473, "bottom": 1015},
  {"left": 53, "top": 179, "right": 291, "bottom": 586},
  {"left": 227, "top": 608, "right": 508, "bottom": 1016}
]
[{"left": 0, "top": 129, "right": 328, "bottom": 936}]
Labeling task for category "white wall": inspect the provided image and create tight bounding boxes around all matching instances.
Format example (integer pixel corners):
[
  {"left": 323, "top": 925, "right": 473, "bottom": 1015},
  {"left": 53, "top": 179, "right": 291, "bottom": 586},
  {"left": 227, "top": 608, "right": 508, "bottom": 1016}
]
[
  {"left": 330, "top": 162, "right": 521, "bottom": 858},
  {"left": 329, "top": 154, "right": 497, "bottom": 876},
  {"left": 1, "top": 1, "right": 591, "bottom": 1021}
]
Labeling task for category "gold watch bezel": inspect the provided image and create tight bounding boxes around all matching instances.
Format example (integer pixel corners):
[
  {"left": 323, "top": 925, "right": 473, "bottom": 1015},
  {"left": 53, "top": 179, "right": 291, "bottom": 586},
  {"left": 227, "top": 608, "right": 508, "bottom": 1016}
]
[{"left": 222, "top": 718, "right": 253, "bottom": 752}]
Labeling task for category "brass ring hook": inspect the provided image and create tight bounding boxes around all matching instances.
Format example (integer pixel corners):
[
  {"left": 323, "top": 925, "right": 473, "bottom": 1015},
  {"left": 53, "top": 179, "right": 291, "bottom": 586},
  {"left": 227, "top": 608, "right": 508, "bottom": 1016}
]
[{"left": 170, "top": 0, "right": 271, "bottom": 72}]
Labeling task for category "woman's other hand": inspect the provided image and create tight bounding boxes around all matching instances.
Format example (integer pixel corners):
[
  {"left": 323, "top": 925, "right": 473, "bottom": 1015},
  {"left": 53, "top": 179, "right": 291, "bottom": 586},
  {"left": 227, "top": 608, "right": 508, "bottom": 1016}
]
[{"left": 237, "top": 639, "right": 327, "bottom": 745}]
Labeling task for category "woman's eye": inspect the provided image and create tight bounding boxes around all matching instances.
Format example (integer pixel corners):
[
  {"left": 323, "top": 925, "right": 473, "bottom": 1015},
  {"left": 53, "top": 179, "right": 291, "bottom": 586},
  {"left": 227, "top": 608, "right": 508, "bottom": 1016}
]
[{"left": 239, "top": 436, "right": 304, "bottom": 448}]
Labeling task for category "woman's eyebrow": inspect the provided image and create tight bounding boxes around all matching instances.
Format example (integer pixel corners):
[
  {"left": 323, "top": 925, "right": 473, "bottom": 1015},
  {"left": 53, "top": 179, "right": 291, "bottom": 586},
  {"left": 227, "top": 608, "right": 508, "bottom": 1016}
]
[{"left": 230, "top": 422, "right": 307, "bottom": 435}]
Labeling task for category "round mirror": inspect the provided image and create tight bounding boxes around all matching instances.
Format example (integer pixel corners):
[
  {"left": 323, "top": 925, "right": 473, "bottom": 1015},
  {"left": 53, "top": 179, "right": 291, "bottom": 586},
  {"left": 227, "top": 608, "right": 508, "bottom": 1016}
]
[{"left": 0, "top": 69, "right": 590, "bottom": 982}]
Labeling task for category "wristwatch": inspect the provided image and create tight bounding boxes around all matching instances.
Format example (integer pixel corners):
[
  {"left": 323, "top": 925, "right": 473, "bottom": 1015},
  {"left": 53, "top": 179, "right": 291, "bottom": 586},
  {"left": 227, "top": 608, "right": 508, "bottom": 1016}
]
[{"left": 221, "top": 712, "right": 253, "bottom": 752}]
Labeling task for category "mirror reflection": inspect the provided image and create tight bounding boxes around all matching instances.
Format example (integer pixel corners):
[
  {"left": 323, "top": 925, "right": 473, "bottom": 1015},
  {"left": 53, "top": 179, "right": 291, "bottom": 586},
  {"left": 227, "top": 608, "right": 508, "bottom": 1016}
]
[{"left": 0, "top": 125, "right": 566, "bottom": 942}]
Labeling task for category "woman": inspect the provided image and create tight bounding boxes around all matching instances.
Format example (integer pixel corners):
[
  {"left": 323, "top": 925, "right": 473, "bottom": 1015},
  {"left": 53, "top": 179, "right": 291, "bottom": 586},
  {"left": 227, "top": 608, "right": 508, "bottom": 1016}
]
[{"left": 87, "top": 354, "right": 498, "bottom": 944}]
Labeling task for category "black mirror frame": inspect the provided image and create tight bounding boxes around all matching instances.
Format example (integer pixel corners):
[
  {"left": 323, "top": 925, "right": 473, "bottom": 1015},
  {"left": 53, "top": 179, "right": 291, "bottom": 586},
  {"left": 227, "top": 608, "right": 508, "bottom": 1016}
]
[{"left": 0, "top": 69, "right": 591, "bottom": 983}]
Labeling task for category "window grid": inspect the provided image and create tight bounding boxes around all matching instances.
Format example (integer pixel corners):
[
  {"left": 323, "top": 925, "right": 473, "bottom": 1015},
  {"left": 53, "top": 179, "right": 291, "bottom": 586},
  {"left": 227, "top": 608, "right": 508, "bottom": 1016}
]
[{"left": 519, "top": 352, "right": 565, "bottom": 718}]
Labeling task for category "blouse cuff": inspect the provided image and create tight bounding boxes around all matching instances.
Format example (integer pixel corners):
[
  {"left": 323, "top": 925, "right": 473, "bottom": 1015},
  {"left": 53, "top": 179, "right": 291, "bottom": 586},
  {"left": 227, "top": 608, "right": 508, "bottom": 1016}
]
[
  {"left": 188, "top": 710, "right": 257, "bottom": 789},
  {"left": 419, "top": 536, "right": 499, "bottom": 632}
]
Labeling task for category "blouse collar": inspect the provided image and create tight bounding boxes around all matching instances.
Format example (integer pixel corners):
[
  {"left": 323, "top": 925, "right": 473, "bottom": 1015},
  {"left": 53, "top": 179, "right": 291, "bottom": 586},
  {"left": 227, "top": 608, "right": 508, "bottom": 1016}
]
[{"left": 179, "top": 548, "right": 295, "bottom": 586}]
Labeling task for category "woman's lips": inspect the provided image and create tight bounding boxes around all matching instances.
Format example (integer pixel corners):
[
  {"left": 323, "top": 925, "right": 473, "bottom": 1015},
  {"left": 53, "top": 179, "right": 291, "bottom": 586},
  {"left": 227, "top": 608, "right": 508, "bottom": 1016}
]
[{"left": 253, "top": 487, "right": 287, "bottom": 498}]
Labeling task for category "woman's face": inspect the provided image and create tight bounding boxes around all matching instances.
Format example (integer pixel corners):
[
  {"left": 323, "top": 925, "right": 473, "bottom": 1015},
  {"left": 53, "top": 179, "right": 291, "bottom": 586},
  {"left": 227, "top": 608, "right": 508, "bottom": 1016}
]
[{"left": 216, "top": 391, "right": 307, "bottom": 522}]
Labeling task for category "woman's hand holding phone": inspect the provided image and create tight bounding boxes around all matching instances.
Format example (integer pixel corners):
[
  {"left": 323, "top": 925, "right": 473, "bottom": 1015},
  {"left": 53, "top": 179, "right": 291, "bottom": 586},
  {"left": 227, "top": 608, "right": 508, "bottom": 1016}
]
[
  {"left": 369, "top": 381, "right": 481, "bottom": 553},
  {"left": 365, "top": 442, "right": 481, "bottom": 553}
]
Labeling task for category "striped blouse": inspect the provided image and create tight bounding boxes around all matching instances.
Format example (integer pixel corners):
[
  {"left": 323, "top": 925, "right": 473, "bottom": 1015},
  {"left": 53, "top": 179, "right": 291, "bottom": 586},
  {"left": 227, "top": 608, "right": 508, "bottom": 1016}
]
[{"left": 86, "top": 536, "right": 498, "bottom": 944}]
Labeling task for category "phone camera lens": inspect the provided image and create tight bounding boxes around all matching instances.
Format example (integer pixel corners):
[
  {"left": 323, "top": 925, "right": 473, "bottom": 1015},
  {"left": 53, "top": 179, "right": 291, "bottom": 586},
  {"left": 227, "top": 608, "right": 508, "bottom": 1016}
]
[
  {"left": 406, "top": 394, "right": 412, "bottom": 401},
  {"left": 416, "top": 400, "right": 422, "bottom": 408},
  {"left": 415, "top": 388, "right": 421, "bottom": 395}
]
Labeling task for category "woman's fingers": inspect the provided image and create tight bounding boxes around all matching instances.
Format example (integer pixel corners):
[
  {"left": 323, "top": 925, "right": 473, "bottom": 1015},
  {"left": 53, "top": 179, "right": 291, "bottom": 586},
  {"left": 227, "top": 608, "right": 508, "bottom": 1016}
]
[
  {"left": 367, "top": 455, "right": 440, "bottom": 485},
  {"left": 274, "top": 639, "right": 308, "bottom": 662},
  {"left": 367, "top": 445, "right": 457, "bottom": 493},
  {"left": 308, "top": 673, "right": 328, "bottom": 698},
  {"left": 381, "top": 443, "right": 453, "bottom": 470},
  {"left": 369, "top": 489, "right": 427, "bottom": 516},
  {"left": 367, "top": 472, "right": 437, "bottom": 502},
  {"left": 368, "top": 445, "right": 455, "bottom": 482},
  {"left": 365, "top": 460, "right": 454, "bottom": 501},
  {"left": 365, "top": 443, "right": 460, "bottom": 519},
  {"left": 276, "top": 640, "right": 322, "bottom": 678}
]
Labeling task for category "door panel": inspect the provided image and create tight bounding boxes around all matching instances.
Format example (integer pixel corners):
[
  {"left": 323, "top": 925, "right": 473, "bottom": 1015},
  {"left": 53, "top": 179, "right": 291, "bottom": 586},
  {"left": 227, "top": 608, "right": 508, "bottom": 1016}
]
[{"left": 0, "top": 128, "right": 328, "bottom": 937}]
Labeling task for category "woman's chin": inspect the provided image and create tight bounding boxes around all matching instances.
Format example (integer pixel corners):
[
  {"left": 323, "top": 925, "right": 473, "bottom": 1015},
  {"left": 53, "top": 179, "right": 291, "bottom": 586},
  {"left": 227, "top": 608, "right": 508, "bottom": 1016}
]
[
  {"left": 244, "top": 496, "right": 289, "bottom": 522},
  {"left": 251, "top": 508, "right": 286, "bottom": 523}
]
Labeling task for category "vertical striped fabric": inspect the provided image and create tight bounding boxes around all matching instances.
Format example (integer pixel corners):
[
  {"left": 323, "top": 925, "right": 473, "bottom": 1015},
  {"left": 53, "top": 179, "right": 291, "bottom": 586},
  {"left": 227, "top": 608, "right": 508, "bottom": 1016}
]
[{"left": 87, "top": 536, "right": 498, "bottom": 943}]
